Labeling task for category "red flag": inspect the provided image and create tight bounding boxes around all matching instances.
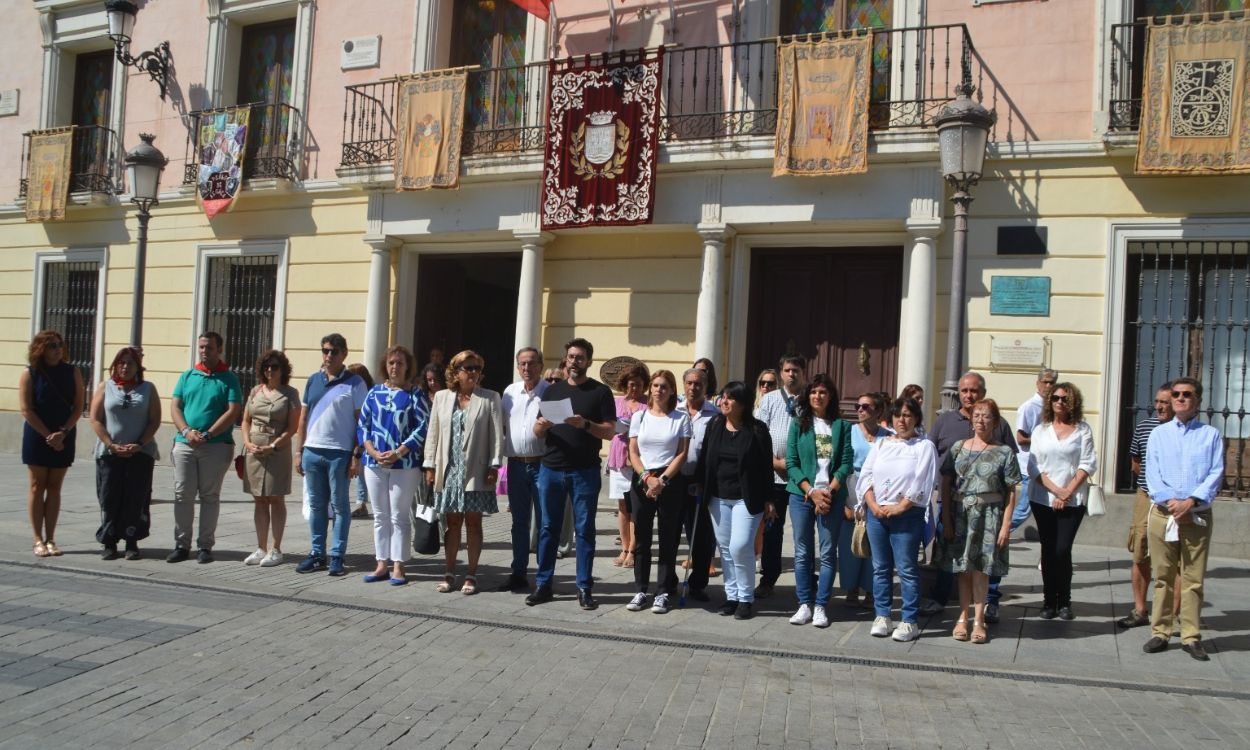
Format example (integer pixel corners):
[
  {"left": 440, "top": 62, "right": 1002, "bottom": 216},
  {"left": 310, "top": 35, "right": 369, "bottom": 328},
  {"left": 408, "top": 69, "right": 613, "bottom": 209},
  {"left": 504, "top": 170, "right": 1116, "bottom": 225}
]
[{"left": 508, "top": 0, "right": 551, "bottom": 21}]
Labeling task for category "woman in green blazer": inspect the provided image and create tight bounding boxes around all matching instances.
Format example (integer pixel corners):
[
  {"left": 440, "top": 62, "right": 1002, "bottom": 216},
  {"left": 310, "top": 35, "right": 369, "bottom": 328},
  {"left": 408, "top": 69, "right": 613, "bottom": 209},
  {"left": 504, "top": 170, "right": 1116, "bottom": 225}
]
[{"left": 784, "top": 373, "right": 854, "bottom": 628}]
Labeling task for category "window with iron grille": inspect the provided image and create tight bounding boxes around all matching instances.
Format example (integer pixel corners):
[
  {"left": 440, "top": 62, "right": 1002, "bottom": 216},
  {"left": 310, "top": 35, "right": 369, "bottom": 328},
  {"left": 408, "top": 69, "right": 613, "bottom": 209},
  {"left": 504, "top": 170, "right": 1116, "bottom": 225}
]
[
  {"left": 41, "top": 260, "right": 100, "bottom": 415},
  {"left": 1118, "top": 240, "right": 1249, "bottom": 499},
  {"left": 203, "top": 254, "right": 278, "bottom": 397}
]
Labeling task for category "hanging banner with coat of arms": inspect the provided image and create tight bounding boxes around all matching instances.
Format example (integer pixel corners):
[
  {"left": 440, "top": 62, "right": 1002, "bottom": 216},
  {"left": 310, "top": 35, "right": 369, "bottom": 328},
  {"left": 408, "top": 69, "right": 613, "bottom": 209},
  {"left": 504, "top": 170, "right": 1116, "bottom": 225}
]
[
  {"left": 541, "top": 48, "right": 664, "bottom": 229},
  {"left": 773, "top": 34, "right": 872, "bottom": 177},
  {"left": 196, "top": 107, "right": 250, "bottom": 218},
  {"left": 394, "top": 70, "right": 467, "bottom": 190},
  {"left": 1136, "top": 16, "right": 1250, "bottom": 174},
  {"left": 25, "top": 127, "right": 75, "bottom": 223}
]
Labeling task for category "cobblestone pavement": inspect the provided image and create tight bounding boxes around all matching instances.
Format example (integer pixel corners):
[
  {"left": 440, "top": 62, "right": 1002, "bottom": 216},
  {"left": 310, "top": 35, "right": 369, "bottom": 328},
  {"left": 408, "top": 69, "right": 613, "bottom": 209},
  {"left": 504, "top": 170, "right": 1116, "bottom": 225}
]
[{"left": 2, "top": 454, "right": 1249, "bottom": 748}]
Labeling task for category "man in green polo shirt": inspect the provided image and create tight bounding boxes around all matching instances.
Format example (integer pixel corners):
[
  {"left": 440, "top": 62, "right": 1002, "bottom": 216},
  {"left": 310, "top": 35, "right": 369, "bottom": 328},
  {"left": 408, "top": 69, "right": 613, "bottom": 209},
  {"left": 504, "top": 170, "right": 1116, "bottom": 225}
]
[{"left": 168, "top": 332, "right": 243, "bottom": 563}]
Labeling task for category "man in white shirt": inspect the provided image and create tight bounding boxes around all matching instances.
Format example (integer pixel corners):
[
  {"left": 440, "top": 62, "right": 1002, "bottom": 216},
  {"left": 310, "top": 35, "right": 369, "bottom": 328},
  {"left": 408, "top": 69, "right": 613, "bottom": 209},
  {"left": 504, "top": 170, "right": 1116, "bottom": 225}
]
[
  {"left": 677, "top": 367, "right": 720, "bottom": 601},
  {"left": 755, "top": 355, "right": 806, "bottom": 599},
  {"left": 1013, "top": 369, "right": 1058, "bottom": 531},
  {"left": 498, "top": 347, "right": 548, "bottom": 592}
]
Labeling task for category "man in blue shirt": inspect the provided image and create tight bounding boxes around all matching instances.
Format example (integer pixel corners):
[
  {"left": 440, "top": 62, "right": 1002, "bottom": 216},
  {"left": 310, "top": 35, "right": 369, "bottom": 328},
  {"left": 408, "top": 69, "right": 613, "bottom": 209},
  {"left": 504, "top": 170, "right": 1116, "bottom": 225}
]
[
  {"left": 1142, "top": 376, "right": 1224, "bottom": 662},
  {"left": 296, "top": 333, "right": 366, "bottom": 576}
]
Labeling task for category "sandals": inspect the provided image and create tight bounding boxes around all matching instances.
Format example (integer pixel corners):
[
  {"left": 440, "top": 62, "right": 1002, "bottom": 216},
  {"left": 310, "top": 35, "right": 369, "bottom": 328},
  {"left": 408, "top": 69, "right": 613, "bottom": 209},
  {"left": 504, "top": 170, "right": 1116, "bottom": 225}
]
[
  {"left": 32, "top": 540, "right": 49, "bottom": 558},
  {"left": 613, "top": 552, "right": 628, "bottom": 567},
  {"left": 971, "top": 622, "right": 988, "bottom": 644},
  {"left": 461, "top": 576, "right": 477, "bottom": 595},
  {"left": 622, "top": 554, "right": 635, "bottom": 569},
  {"left": 44, "top": 541, "right": 61, "bottom": 556},
  {"left": 952, "top": 620, "right": 970, "bottom": 641},
  {"left": 436, "top": 574, "right": 455, "bottom": 593}
]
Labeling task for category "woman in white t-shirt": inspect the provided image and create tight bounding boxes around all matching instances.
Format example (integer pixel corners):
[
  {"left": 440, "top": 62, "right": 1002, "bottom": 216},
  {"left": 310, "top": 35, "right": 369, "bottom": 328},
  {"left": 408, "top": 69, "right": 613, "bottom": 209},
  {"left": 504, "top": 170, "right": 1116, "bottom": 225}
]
[{"left": 625, "top": 370, "right": 692, "bottom": 614}]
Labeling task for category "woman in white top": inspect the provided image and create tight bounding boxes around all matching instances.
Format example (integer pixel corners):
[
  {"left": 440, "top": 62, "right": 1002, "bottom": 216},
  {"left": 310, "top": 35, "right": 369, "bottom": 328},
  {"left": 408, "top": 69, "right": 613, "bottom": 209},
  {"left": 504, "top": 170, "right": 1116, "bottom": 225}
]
[
  {"left": 858, "top": 397, "right": 938, "bottom": 642},
  {"left": 625, "top": 370, "right": 692, "bottom": 614},
  {"left": 1028, "top": 382, "right": 1097, "bottom": 621}
]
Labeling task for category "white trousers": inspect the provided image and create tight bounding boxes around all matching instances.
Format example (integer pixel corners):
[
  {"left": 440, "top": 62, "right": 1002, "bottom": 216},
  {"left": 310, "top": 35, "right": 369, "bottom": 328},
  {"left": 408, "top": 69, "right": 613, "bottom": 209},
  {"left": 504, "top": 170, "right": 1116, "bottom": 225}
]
[{"left": 364, "top": 465, "right": 420, "bottom": 563}]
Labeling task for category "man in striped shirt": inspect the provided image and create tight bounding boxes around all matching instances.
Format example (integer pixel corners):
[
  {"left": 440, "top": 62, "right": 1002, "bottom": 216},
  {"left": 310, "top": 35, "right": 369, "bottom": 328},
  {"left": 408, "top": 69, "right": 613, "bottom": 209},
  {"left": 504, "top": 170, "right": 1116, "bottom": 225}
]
[{"left": 1117, "top": 382, "right": 1173, "bottom": 629}]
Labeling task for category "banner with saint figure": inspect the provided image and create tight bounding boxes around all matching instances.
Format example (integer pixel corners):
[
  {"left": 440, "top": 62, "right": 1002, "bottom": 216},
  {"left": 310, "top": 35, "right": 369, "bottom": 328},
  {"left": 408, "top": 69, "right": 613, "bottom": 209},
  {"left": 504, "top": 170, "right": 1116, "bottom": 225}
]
[
  {"left": 25, "top": 128, "right": 75, "bottom": 223},
  {"left": 1136, "top": 16, "right": 1250, "bottom": 174},
  {"left": 541, "top": 48, "right": 664, "bottom": 229},
  {"left": 196, "top": 107, "right": 250, "bottom": 218},
  {"left": 773, "top": 35, "right": 872, "bottom": 177},
  {"left": 394, "top": 71, "right": 467, "bottom": 191}
]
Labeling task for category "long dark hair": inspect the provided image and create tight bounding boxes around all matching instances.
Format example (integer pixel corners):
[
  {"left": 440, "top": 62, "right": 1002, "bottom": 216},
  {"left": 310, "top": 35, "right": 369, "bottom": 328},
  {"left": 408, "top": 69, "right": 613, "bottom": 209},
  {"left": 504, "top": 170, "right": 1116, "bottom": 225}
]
[{"left": 798, "top": 373, "right": 841, "bottom": 432}]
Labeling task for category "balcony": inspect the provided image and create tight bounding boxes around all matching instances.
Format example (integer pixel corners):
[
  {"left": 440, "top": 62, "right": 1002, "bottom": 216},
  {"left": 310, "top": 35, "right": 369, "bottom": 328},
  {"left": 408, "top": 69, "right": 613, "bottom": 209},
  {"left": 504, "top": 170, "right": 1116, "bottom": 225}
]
[
  {"left": 341, "top": 24, "right": 980, "bottom": 170},
  {"left": 182, "top": 102, "right": 302, "bottom": 186},
  {"left": 1108, "top": 21, "right": 1146, "bottom": 132},
  {"left": 19, "top": 125, "right": 120, "bottom": 198}
]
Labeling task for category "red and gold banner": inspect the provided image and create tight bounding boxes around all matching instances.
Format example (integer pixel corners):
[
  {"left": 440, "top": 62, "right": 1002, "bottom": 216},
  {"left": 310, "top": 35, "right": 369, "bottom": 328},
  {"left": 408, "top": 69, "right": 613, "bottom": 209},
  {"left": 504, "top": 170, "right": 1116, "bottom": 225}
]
[
  {"left": 1136, "top": 16, "right": 1250, "bottom": 174},
  {"left": 541, "top": 49, "right": 664, "bottom": 230},
  {"left": 25, "top": 127, "right": 74, "bottom": 223},
  {"left": 773, "top": 35, "right": 872, "bottom": 177}
]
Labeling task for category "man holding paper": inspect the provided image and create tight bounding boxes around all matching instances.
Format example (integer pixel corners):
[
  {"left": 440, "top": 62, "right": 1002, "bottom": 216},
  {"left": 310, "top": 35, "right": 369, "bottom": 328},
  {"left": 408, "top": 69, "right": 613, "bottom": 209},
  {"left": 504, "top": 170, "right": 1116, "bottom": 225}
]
[
  {"left": 528, "top": 338, "right": 616, "bottom": 610},
  {"left": 1142, "top": 376, "right": 1224, "bottom": 662}
]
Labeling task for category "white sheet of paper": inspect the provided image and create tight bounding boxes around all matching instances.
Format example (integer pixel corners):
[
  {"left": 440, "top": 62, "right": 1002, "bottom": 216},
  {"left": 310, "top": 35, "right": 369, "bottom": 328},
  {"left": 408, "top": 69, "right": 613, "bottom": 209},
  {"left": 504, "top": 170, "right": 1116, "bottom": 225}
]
[{"left": 540, "top": 398, "right": 575, "bottom": 423}]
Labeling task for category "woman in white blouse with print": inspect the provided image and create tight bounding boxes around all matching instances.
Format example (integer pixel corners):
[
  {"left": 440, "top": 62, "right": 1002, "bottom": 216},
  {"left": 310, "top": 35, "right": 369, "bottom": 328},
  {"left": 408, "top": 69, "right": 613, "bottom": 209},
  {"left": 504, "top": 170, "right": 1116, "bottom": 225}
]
[
  {"left": 858, "top": 397, "right": 938, "bottom": 642},
  {"left": 1029, "top": 382, "right": 1097, "bottom": 621},
  {"left": 625, "top": 370, "right": 691, "bottom": 614}
]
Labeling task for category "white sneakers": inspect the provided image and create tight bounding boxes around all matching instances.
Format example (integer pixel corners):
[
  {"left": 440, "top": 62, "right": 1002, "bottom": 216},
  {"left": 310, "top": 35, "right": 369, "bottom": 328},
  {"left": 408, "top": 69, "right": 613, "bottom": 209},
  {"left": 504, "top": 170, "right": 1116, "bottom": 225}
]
[
  {"left": 871, "top": 616, "right": 893, "bottom": 637},
  {"left": 892, "top": 622, "right": 920, "bottom": 642},
  {"left": 652, "top": 593, "right": 671, "bottom": 614},
  {"left": 260, "top": 549, "right": 282, "bottom": 567},
  {"left": 790, "top": 604, "right": 813, "bottom": 625},
  {"left": 243, "top": 549, "right": 265, "bottom": 565},
  {"left": 627, "top": 592, "right": 649, "bottom": 611},
  {"left": 812, "top": 605, "right": 830, "bottom": 628}
]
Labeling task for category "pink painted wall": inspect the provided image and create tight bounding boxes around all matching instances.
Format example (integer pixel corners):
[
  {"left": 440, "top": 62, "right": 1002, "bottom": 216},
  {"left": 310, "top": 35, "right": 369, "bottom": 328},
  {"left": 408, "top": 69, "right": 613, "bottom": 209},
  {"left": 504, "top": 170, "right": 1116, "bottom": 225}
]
[
  {"left": 554, "top": 0, "right": 738, "bottom": 55},
  {"left": 926, "top": 0, "right": 1098, "bottom": 142},
  {"left": 0, "top": 2, "right": 54, "bottom": 201}
]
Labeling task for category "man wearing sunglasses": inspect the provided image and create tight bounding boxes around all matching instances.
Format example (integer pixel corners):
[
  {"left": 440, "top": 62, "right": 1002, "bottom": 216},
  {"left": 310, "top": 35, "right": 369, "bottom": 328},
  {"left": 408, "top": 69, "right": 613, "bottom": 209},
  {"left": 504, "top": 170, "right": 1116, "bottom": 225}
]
[
  {"left": 1143, "top": 377, "right": 1224, "bottom": 661},
  {"left": 755, "top": 355, "right": 807, "bottom": 599},
  {"left": 1119, "top": 382, "right": 1176, "bottom": 630},
  {"left": 295, "top": 333, "right": 367, "bottom": 577}
]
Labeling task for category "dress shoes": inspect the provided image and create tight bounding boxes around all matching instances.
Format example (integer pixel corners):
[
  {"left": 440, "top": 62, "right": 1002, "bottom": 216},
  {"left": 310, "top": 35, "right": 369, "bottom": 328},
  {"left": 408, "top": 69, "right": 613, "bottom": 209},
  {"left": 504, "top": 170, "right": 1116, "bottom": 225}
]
[{"left": 525, "top": 585, "right": 554, "bottom": 606}]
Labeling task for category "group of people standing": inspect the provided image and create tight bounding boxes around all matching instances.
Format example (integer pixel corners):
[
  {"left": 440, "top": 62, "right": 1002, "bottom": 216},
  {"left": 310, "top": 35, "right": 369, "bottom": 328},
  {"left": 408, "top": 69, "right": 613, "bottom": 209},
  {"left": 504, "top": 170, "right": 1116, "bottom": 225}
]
[{"left": 18, "top": 329, "right": 1223, "bottom": 657}]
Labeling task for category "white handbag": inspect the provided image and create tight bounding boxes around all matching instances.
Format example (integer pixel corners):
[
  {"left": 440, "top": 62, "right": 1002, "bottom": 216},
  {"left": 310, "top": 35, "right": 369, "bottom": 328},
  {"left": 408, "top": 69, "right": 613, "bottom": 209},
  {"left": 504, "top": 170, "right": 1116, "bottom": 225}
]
[{"left": 1085, "top": 484, "right": 1106, "bottom": 517}]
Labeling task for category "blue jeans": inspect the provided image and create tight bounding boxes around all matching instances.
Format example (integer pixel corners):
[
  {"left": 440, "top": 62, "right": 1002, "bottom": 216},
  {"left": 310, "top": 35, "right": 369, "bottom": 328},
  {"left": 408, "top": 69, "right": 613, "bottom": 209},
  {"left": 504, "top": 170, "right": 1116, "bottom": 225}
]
[
  {"left": 789, "top": 494, "right": 842, "bottom": 607},
  {"left": 866, "top": 507, "right": 926, "bottom": 624},
  {"left": 709, "top": 497, "right": 763, "bottom": 603},
  {"left": 760, "top": 484, "right": 790, "bottom": 586},
  {"left": 536, "top": 465, "right": 600, "bottom": 590},
  {"left": 304, "top": 447, "right": 352, "bottom": 558},
  {"left": 507, "top": 459, "right": 541, "bottom": 577},
  {"left": 838, "top": 516, "right": 874, "bottom": 593}
]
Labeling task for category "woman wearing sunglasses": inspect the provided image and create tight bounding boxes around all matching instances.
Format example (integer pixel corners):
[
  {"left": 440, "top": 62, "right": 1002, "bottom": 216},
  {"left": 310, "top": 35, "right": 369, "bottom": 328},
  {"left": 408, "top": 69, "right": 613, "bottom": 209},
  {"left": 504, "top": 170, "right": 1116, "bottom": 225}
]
[
  {"left": 841, "top": 392, "right": 890, "bottom": 608},
  {"left": 754, "top": 370, "right": 778, "bottom": 417},
  {"left": 241, "top": 349, "right": 301, "bottom": 567},
  {"left": 424, "top": 350, "right": 503, "bottom": 595},
  {"left": 1029, "top": 382, "right": 1097, "bottom": 620}
]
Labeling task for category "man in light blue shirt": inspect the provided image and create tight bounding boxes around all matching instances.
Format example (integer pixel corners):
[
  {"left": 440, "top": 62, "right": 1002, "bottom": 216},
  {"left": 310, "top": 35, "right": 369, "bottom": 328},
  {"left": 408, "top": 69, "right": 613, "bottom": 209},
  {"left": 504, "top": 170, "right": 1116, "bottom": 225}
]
[
  {"left": 754, "top": 355, "right": 806, "bottom": 599},
  {"left": 1142, "top": 376, "right": 1223, "bottom": 662}
]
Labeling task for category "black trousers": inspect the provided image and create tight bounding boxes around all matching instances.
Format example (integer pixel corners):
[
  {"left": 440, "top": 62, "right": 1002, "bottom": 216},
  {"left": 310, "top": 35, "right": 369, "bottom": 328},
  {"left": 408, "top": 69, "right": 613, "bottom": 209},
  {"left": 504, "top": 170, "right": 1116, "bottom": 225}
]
[
  {"left": 95, "top": 453, "right": 155, "bottom": 545},
  {"left": 674, "top": 475, "right": 715, "bottom": 593},
  {"left": 631, "top": 477, "right": 686, "bottom": 596},
  {"left": 1030, "top": 502, "right": 1087, "bottom": 608},
  {"left": 760, "top": 483, "right": 790, "bottom": 586}
]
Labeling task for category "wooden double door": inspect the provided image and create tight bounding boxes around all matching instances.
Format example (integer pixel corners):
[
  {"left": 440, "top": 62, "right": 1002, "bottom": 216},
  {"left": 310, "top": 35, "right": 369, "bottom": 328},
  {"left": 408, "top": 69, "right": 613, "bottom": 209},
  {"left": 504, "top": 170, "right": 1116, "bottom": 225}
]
[{"left": 745, "top": 247, "right": 902, "bottom": 417}]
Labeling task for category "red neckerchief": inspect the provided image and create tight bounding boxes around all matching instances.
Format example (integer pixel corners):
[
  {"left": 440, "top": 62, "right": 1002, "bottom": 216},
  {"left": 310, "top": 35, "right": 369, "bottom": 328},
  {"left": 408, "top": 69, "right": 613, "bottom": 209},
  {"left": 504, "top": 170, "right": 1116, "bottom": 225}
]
[
  {"left": 195, "top": 360, "right": 230, "bottom": 374},
  {"left": 112, "top": 376, "right": 137, "bottom": 387}
]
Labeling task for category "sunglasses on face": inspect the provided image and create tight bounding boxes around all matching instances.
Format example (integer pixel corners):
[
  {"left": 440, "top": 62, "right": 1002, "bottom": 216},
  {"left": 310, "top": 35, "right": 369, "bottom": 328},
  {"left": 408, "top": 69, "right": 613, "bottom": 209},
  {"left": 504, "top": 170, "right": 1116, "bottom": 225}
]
[
  {"left": 545, "top": 377, "right": 560, "bottom": 383},
  {"left": 1172, "top": 390, "right": 1196, "bottom": 399},
  {"left": 1050, "top": 394, "right": 1070, "bottom": 403},
  {"left": 460, "top": 364, "right": 482, "bottom": 373},
  {"left": 854, "top": 403, "right": 874, "bottom": 411},
  {"left": 48, "top": 341, "right": 63, "bottom": 350},
  {"left": 758, "top": 380, "right": 777, "bottom": 387},
  {"left": 321, "top": 348, "right": 339, "bottom": 356},
  {"left": 263, "top": 363, "right": 281, "bottom": 371}
]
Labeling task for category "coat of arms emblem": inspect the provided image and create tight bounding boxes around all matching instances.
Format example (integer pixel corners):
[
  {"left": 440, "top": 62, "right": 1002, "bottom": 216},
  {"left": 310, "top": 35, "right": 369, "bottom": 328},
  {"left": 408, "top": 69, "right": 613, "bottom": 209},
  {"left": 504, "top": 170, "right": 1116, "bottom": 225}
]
[{"left": 572, "top": 110, "right": 630, "bottom": 179}]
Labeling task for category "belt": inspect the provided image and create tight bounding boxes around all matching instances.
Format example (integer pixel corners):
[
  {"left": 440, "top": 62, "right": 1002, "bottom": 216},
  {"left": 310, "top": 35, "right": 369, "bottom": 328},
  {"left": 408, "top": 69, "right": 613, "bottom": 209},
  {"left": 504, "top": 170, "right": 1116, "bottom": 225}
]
[
  {"left": 961, "top": 492, "right": 1005, "bottom": 508},
  {"left": 511, "top": 455, "right": 543, "bottom": 464}
]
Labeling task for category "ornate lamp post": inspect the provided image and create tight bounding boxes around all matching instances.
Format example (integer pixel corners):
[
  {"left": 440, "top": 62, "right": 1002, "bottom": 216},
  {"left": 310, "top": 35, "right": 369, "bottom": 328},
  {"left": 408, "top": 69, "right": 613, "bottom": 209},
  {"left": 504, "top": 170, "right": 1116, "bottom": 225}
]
[
  {"left": 124, "top": 134, "right": 167, "bottom": 348},
  {"left": 934, "top": 83, "right": 996, "bottom": 414},
  {"left": 105, "top": 0, "right": 173, "bottom": 100}
]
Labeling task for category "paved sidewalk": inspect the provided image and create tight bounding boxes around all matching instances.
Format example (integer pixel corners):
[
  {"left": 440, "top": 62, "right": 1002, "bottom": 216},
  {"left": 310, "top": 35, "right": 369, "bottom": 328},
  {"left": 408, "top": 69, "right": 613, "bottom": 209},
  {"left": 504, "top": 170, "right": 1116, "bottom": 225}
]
[{"left": 2, "top": 452, "right": 1249, "bottom": 710}]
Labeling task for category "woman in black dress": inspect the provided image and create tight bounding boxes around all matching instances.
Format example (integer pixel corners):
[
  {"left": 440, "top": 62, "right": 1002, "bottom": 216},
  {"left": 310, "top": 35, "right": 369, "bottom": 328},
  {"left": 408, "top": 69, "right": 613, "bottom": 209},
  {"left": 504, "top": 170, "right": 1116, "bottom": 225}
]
[{"left": 19, "top": 330, "right": 84, "bottom": 557}]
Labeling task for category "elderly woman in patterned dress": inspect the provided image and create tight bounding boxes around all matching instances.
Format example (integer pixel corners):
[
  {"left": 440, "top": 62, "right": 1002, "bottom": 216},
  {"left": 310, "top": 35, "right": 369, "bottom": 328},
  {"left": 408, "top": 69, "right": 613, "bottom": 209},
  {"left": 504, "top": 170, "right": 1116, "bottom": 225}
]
[
  {"left": 939, "top": 398, "right": 1022, "bottom": 644},
  {"left": 423, "top": 350, "right": 504, "bottom": 595}
]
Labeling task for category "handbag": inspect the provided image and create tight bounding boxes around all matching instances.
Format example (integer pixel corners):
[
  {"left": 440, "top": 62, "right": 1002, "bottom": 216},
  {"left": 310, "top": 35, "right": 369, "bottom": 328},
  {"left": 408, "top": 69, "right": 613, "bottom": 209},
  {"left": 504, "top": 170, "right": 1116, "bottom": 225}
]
[
  {"left": 851, "top": 517, "right": 871, "bottom": 559},
  {"left": 234, "top": 452, "right": 246, "bottom": 480},
  {"left": 412, "top": 501, "right": 441, "bottom": 555},
  {"left": 1086, "top": 484, "right": 1107, "bottom": 517}
]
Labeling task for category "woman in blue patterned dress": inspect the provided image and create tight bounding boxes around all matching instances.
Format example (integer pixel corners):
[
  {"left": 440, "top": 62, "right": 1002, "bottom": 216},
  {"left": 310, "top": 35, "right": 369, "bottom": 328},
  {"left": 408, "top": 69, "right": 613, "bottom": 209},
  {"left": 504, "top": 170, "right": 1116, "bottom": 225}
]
[
  {"left": 939, "top": 398, "right": 1022, "bottom": 644},
  {"left": 357, "top": 346, "right": 429, "bottom": 585},
  {"left": 423, "top": 350, "right": 504, "bottom": 595}
]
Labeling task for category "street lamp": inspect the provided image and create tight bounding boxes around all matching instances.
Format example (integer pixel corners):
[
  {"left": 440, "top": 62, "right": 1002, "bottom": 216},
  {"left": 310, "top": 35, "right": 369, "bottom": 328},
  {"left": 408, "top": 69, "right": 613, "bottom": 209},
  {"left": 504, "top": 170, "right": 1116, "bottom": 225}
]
[
  {"left": 124, "top": 134, "right": 167, "bottom": 348},
  {"left": 105, "top": 0, "right": 173, "bottom": 100},
  {"left": 934, "top": 82, "right": 995, "bottom": 414}
]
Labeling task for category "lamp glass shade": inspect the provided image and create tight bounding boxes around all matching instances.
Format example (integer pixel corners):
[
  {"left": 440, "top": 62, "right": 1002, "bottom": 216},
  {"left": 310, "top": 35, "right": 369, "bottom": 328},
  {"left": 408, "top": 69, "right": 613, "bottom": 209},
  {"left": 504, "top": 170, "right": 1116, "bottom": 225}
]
[
  {"left": 127, "top": 161, "right": 162, "bottom": 203},
  {"left": 106, "top": 5, "right": 136, "bottom": 43},
  {"left": 938, "top": 121, "right": 989, "bottom": 185}
]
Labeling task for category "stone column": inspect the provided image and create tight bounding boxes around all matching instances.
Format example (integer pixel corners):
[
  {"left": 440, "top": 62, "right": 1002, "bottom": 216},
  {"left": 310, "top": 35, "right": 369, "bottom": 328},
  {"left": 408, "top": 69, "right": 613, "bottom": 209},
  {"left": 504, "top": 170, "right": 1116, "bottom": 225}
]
[
  {"left": 694, "top": 224, "right": 734, "bottom": 370},
  {"left": 363, "top": 236, "right": 398, "bottom": 375},
  {"left": 900, "top": 218, "right": 941, "bottom": 399},
  {"left": 513, "top": 229, "right": 552, "bottom": 358}
]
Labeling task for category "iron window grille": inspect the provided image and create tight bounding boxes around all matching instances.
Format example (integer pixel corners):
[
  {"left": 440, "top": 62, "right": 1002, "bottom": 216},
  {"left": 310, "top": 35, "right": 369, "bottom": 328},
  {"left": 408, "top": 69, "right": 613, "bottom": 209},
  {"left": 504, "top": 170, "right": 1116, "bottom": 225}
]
[
  {"left": 41, "top": 260, "right": 99, "bottom": 415},
  {"left": 203, "top": 254, "right": 278, "bottom": 398}
]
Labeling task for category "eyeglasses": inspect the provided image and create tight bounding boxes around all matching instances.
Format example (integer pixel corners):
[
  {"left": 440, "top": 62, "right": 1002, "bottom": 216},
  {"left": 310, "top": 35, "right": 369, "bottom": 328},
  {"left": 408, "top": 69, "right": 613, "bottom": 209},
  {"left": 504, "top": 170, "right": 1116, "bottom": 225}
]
[
  {"left": 321, "top": 348, "right": 339, "bottom": 356},
  {"left": 1172, "top": 390, "right": 1197, "bottom": 399},
  {"left": 545, "top": 376, "right": 561, "bottom": 383},
  {"left": 263, "top": 363, "right": 281, "bottom": 372},
  {"left": 1050, "top": 394, "right": 1070, "bottom": 403},
  {"left": 758, "top": 380, "right": 777, "bottom": 388},
  {"left": 460, "top": 364, "right": 482, "bottom": 373},
  {"left": 854, "top": 403, "right": 874, "bottom": 411}
]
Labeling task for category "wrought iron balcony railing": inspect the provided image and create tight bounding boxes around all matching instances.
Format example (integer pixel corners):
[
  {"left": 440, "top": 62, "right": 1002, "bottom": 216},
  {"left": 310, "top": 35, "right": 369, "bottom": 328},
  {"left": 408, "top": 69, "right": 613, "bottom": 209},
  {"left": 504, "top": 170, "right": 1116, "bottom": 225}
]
[
  {"left": 181, "top": 102, "right": 301, "bottom": 185},
  {"left": 19, "top": 125, "right": 120, "bottom": 197},
  {"left": 341, "top": 24, "right": 980, "bottom": 168},
  {"left": 1108, "top": 21, "right": 1146, "bottom": 132}
]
